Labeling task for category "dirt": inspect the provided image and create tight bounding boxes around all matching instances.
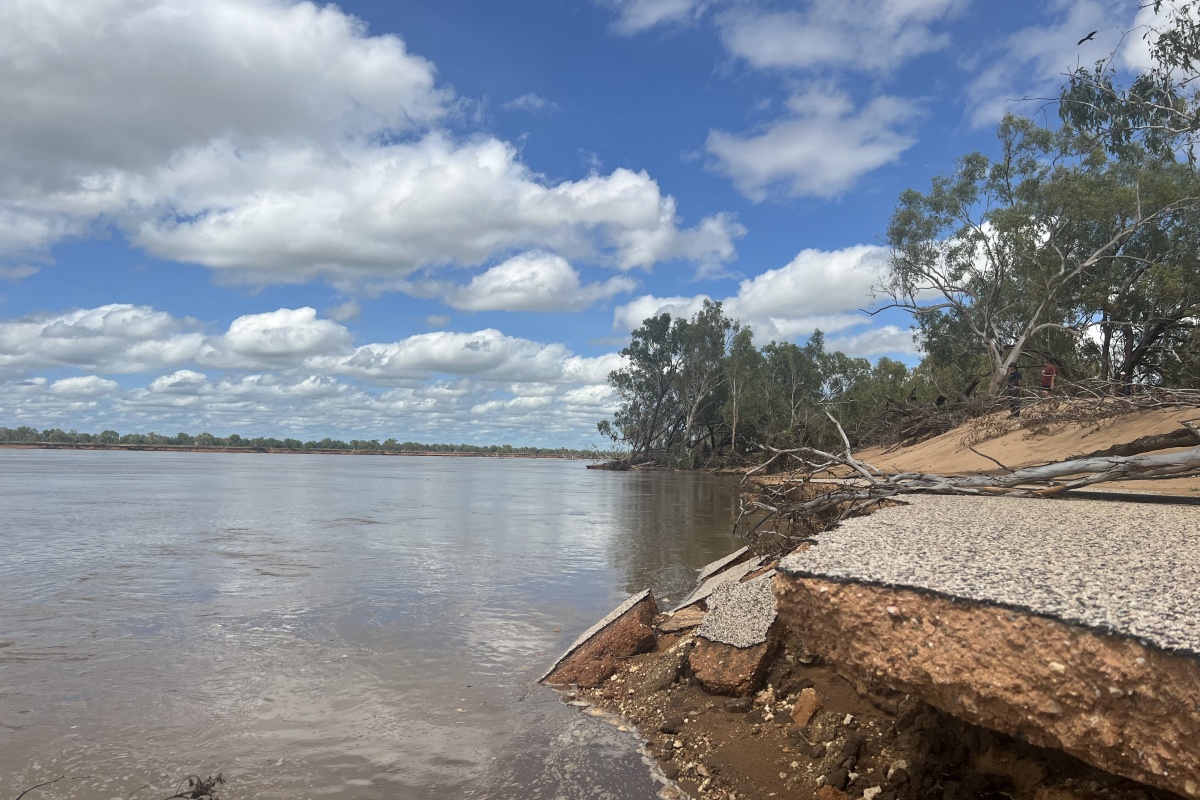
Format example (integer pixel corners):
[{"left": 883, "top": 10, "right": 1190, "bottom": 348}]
[
  {"left": 556, "top": 405, "right": 1200, "bottom": 799},
  {"left": 568, "top": 624, "right": 1183, "bottom": 800}
]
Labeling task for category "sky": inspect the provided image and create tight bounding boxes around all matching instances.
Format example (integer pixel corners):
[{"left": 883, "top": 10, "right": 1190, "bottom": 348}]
[{"left": 0, "top": 0, "right": 1164, "bottom": 447}]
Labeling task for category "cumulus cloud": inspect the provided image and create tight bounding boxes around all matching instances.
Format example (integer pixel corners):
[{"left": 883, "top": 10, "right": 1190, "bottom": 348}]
[
  {"left": 827, "top": 325, "right": 918, "bottom": 357},
  {"left": 0, "top": 300, "right": 631, "bottom": 445},
  {"left": 445, "top": 252, "right": 636, "bottom": 312},
  {"left": 55, "top": 137, "right": 738, "bottom": 284},
  {"left": 202, "top": 308, "right": 353, "bottom": 367},
  {"left": 49, "top": 375, "right": 120, "bottom": 397},
  {"left": 0, "top": 0, "right": 445, "bottom": 187},
  {"left": 0, "top": 0, "right": 738, "bottom": 283},
  {"left": 718, "top": 0, "right": 964, "bottom": 74},
  {"left": 323, "top": 329, "right": 621, "bottom": 385},
  {"left": 614, "top": 244, "right": 894, "bottom": 341},
  {"left": 707, "top": 91, "right": 921, "bottom": 199},
  {"left": 0, "top": 304, "right": 205, "bottom": 375}
]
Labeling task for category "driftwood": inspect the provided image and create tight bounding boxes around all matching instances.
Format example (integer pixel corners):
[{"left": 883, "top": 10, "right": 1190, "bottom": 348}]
[
  {"left": 736, "top": 415, "right": 1200, "bottom": 554},
  {"left": 16, "top": 774, "right": 223, "bottom": 800}
]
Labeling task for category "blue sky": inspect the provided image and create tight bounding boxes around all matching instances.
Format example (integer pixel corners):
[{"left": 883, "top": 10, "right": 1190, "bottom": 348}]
[{"left": 0, "top": 0, "right": 1160, "bottom": 447}]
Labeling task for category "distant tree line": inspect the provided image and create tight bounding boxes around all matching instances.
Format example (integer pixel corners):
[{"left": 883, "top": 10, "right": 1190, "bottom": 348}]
[
  {"left": 0, "top": 426, "right": 607, "bottom": 458},
  {"left": 599, "top": 7, "right": 1200, "bottom": 467}
]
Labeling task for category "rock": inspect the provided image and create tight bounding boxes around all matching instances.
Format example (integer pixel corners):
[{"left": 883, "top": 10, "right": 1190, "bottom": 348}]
[
  {"left": 862, "top": 788, "right": 883, "bottom": 800},
  {"left": 542, "top": 591, "right": 659, "bottom": 687},
  {"left": 724, "top": 697, "right": 752, "bottom": 713},
  {"left": 825, "top": 767, "right": 849, "bottom": 791},
  {"left": 661, "top": 765, "right": 679, "bottom": 780},
  {"left": 657, "top": 605, "right": 706, "bottom": 633},
  {"left": 637, "top": 643, "right": 688, "bottom": 694},
  {"left": 660, "top": 716, "right": 685, "bottom": 734},
  {"left": 816, "top": 784, "right": 850, "bottom": 800},
  {"left": 791, "top": 686, "right": 822, "bottom": 727},
  {"left": 689, "top": 634, "right": 778, "bottom": 696}
]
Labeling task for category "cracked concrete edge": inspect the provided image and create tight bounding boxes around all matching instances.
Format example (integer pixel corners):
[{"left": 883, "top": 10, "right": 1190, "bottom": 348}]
[
  {"left": 776, "top": 568, "right": 1200, "bottom": 663},
  {"left": 774, "top": 573, "right": 1200, "bottom": 798},
  {"left": 673, "top": 557, "right": 765, "bottom": 612},
  {"left": 779, "top": 494, "right": 1200, "bottom": 658},
  {"left": 540, "top": 589, "right": 653, "bottom": 682},
  {"left": 697, "top": 545, "right": 751, "bottom": 583}
]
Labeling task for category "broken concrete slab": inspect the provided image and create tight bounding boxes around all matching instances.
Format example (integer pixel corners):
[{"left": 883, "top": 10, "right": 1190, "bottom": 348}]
[
  {"left": 541, "top": 590, "right": 659, "bottom": 687},
  {"left": 657, "top": 604, "right": 706, "bottom": 633},
  {"left": 697, "top": 545, "right": 754, "bottom": 583},
  {"left": 777, "top": 494, "right": 1200, "bottom": 798},
  {"left": 696, "top": 570, "right": 777, "bottom": 648},
  {"left": 673, "top": 556, "right": 764, "bottom": 611},
  {"left": 689, "top": 573, "right": 780, "bottom": 696}
]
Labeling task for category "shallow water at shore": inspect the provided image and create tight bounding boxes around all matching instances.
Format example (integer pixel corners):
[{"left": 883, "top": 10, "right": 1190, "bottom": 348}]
[{"left": 0, "top": 450, "right": 742, "bottom": 798}]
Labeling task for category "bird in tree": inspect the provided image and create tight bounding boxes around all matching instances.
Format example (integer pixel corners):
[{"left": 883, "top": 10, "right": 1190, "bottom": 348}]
[{"left": 1077, "top": 30, "right": 1097, "bottom": 45}]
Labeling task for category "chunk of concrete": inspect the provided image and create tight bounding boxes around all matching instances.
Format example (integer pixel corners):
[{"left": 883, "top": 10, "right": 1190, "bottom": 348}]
[
  {"left": 541, "top": 590, "right": 659, "bottom": 687},
  {"left": 689, "top": 574, "right": 780, "bottom": 696},
  {"left": 697, "top": 546, "right": 754, "bottom": 583},
  {"left": 673, "top": 556, "right": 764, "bottom": 611},
  {"left": 657, "top": 605, "right": 706, "bottom": 633}
]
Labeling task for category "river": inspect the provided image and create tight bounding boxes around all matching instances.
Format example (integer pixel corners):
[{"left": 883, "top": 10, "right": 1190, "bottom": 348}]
[{"left": 0, "top": 450, "right": 744, "bottom": 799}]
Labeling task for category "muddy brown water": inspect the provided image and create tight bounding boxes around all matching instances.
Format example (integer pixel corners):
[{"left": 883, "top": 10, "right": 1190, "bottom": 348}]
[{"left": 0, "top": 450, "right": 743, "bottom": 799}]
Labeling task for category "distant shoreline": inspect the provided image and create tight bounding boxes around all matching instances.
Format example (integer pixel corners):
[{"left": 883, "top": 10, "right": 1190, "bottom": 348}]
[{"left": 0, "top": 442, "right": 592, "bottom": 459}]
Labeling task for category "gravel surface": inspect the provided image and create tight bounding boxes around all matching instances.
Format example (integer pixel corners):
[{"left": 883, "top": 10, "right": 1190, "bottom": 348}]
[
  {"left": 541, "top": 589, "right": 651, "bottom": 680},
  {"left": 779, "top": 494, "right": 1200, "bottom": 656},
  {"left": 696, "top": 571, "right": 777, "bottom": 648}
]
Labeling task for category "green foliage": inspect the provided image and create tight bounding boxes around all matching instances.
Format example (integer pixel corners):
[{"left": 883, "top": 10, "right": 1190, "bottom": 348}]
[
  {"left": 598, "top": 308, "right": 923, "bottom": 465},
  {"left": 0, "top": 427, "right": 608, "bottom": 458}
]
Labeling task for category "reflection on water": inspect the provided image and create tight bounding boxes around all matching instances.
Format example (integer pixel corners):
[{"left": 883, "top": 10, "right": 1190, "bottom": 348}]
[{"left": 0, "top": 451, "right": 742, "bottom": 799}]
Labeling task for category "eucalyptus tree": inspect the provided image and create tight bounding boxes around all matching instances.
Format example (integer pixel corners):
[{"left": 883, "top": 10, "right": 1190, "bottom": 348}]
[
  {"left": 721, "top": 326, "right": 764, "bottom": 457},
  {"left": 883, "top": 114, "right": 1198, "bottom": 394},
  {"left": 598, "top": 301, "right": 739, "bottom": 465},
  {"left": 1062, "top": 0, "right": 1200, "bottom": 160}
]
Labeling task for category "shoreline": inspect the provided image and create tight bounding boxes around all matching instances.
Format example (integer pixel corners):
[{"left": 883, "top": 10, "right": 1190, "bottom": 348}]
[{"left": 0, "top": 442, "right": 593, "bottom": 458}]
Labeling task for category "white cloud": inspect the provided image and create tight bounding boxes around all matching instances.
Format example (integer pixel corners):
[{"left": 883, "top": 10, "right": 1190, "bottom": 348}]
[
  {"left": 49, "top": 375, "right": 120, "bottom": 397},
  {"left": 446, "top": 252, "right": 636, "bottom": 312},
  {"left": 56, "top": 137, "right": 739, "bottom": 284},
  {"left": 0, "top": 0, "right": 738, "bottom": 283},
  {"left": 827, "top": 325, "right": 918, "bottom": 357},
  {"left": 614, "top": 244, "right": 893, "bottom": 341},
  {"left": 204, "top": 308, "right": 352, "bottom": 367},
  {"left": 0, "top": 304, "right": 205, "bottom": 375},
  {"left": 425, "top": 314, "right": 452, "bottom": 327},
  {"left": 148, "top": 370, "right": 209, "bottom": 395},
  {"left": 0, "top": 0, "right": 445, "bottom": 186},
  {"left": 325, "top": 329, "right": 579, "bottom": 384},
  {"left": 707, "top": 91, "right": 921, "bottom": 199},
  {"left": 728, "top": 245, "right": 887, "bottom": 320},
  {"left": 597, "top": 0, "right": 708, "bottom": 34},
  {"left": 612, "top": 294, "right": 711, "bottom": 333},
  {"left": 718, "top": 0, "right": 964, "bottom": 74},
  {"left": 504, "top": 93, "right": 558, "bottom": 113}
]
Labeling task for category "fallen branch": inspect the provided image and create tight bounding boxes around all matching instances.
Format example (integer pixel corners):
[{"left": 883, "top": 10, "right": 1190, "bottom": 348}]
[{"left": 735, "top": 438, "right": 1200, "bottom": 553}]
